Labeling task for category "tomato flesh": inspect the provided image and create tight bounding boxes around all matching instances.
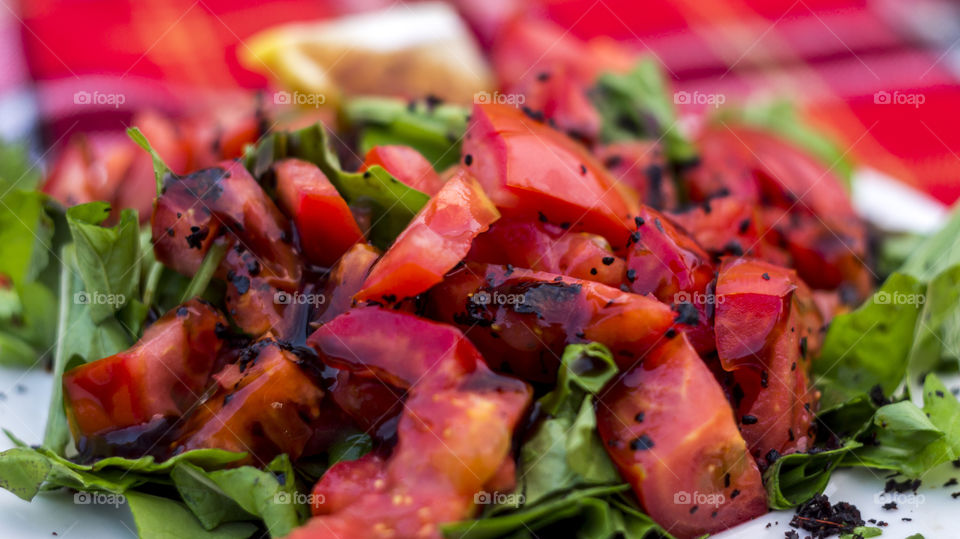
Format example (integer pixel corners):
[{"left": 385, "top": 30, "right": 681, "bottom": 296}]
[
  {"left": 355, "top": 170, "right": 500, "bottom": 302},
  {"left": 63, "top": 299, "right": 226, "bottom": 440},
  {"left": 177, "top": 341, "right": 326, "bottom": 464},
  {"left": 275, "top": 158, "right": 365, "bottom": 267},
  {"left": 462, "top": 103, "right": 638, "bottom": 247},
  {"left": 597, "top": 335, "right": 767, "bottom": 539},
  {"left": 468, "top": 217, "right": 626, "bottom": 286},
  {"left": 361, "top": 145, "right": 445, "bottom": 196}
]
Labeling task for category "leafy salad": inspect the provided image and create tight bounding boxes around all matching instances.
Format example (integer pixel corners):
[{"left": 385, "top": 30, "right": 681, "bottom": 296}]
[{"left": 0, "top": 34, "right": 959, "bottom": 539}]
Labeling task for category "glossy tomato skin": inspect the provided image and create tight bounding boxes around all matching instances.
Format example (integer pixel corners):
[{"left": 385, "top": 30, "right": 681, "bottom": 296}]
[
  {"left": 462, "top": 103, "right": 638, "bottom": 248},
  {"left": 296, "top": 309, "right": 532, "bottom": 539},
  {"left": 152, "top": 160, "right": 301, "bottom": 287},
  {"left": 467, "top": 217, "right": 626, "bottom": 286},
  {"left": 177, "top": 341, "right": 326, "bottom": 464},
  {"left": 274, "top": 158, "right": 365, "bottom": 267},
  {"left": 428, "top": 262, "right": 678, "bottom": 381},
  {"left": 308, "top": 308, "right": 481, "bottom": 389},
  {"left": 355, "top": 170, "right": 500, "bottom": 303},
  {"left": 63, "top": 299, "right": 226, "bottom": 441},
  {"left": 597, "top": 335, "right": 767, "bottom": 539},
  {"left": 152, "top": 160, "right": 304, "bottom": 336},
  {"left": 361, "top": 145, "right": 445, "bottom": 196},
  {"left": 715, "top": 258, "right": 823, "bottom": 463}
]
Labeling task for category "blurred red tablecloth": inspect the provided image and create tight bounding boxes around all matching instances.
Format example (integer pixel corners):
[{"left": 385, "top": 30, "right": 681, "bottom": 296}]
[{"left": 9, "top": 0, "right": 960, "bottom": 204}]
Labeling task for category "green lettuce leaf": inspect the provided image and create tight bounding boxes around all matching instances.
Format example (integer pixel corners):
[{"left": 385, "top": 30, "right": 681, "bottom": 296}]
[
  {"left": 172, "top": 454, "right": 304, "bottom": 537},
  {"left": 0, "top": 438, "right": 244, "bottom": 502},
  {"left": 592, "top": 58, "right": 697, "bottom": 164},
  {"left": 127, "top": 127, "right": 176, "bottom": 195},
  {"left": 66, "top": 202, "right": 141, "bottom": 323},
  {"left": 126, "top": 491, "right": 257, "bottom": 539},
  {"left": 343, "top": 97, "right": 469, "bottom": 171}
]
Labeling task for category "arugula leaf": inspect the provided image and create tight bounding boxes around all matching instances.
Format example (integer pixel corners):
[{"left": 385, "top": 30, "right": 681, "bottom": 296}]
[
  {"left": 516, "top": 343, "right": 621, "bottom": 507},
  {"left": 764, "top": 443, "right": 862, "bottom": 510},
  {"left": 844, "top": 400, "right": 948, "bottom": 476},
  {"left": 66, "top": 202, "right": 141, "bottom": 323},
  {"left": 0, "top": 439, "right": 245, "bottom": 504},
  {"left": 0, "top": 189, "right": 53, "bottom": 286},
  {"left": 126, "top": 491, "right": 257, "bottom": 539},
  {"left": 327, "top": 431, "right": 373, "bottom": 466},
  {"left": 43, "top": 244, "right": 132, "bottom": 453},
  {"left": 592, "top": 58, "right": 697, "bottom": 164},
  {"left": 814, "top": 273, "right": 926, "bottom": 407},
  {"left": 172, "top": 454, "right": 304, "bottom": 538},
  {"left": 342, "top": 97, "right": 469, "bottom": 171},
  {"left": 127, "top": 127, "right": 176, "bottom": 196},
  {"left": 244, "top": 123, "right": 430, "bottom": 249}
]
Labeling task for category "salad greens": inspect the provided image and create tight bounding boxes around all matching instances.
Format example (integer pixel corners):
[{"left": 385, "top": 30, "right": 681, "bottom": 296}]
[
  {"left": 244, "top": 121, "right": 431, "bottom": 249},
  {"left": 342, "top": 96, "right": 469, "bottom": 171}
]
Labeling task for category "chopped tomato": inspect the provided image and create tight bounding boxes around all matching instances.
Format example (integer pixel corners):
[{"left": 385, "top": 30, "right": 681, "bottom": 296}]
[
  {"left": 308, "top": 308, "right": 482, "bottom": 388},
  {"left": 715, "top": 258, "right": 822, "bottom": 463},
  {"left": 687, "top": 125, "right": 872, "bottom": 299},
  {"left": 152, "top": 160, "right": 301, "bottom": 289},
  {"left": 177, "top": 341, "right": 326, "bottom": 464},
  {"left": 311, "top": 453, "right": 386, "bottom": 515},
  {"left": 294, "top": 309, "right": 531, "bottom": 539},
  {"left": 597, "top": 335, "right": 767, "bottom": 539},
  {"left": 355, "top": 171, "right": 500, "bottom": 302},
  {"left": 274, "top": 158, "right": 365, "bottom": 267},
  {"left": 467, "top": 217, "right": 626, "bottom": 286},
  {"left": 314, "top": 243, "right": 381, "bottom": 324},
  {"left": 63, "top": 299, "right": 226, "bottom": 440},
  {"left": 715, "top": 258, "right": 798, "bottom": 371},
  {"left": 626, "top": 206, "right": 716, "bottom": 353},
  {"left": 328, "top": 370, "right": 402, "bottom": 433},
  {"left": 361, "top": 145, "right": 445, "bottom": 196},
  {"left": 428, "top": 262, "right": 679, "bottom": 381},
  {"left": 462, "top": 103, "right": 638, "bottom": 247}
]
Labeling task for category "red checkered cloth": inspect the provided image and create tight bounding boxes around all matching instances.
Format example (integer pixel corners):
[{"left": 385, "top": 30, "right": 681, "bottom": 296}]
[{"left": 7, "top": 0, "right": 960, "bottom": 204}]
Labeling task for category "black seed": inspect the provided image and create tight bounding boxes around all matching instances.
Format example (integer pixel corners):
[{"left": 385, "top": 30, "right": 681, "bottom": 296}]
[
  {"left": 601, "top": 256, "right": 615, "bottom": 265},
  {"left": 730, "top": 489, "right": 740, "bottom": 499},
  {"left": 665, "top": 328, "right": 677, "bottom": 339},
  {"left": 590, "top": 268, "right": 598, "bottom": 275},
  {"left": 464, "top": 154, "right": 473, "bottom": 166},
  {"left": 634, "top": 412, "right": 645, "bottom": 423},
  {"left": 626, "top": 269, "right": 637, "bottom": 282},
  {"left": 580, "top": 164, "right": 587, "bottom": 175},
  {"left": 630, "top": 434, "right": 655, "bottom": 450},
  {"left": 741, "top": 415, "right": 758, "bottom": 425}
]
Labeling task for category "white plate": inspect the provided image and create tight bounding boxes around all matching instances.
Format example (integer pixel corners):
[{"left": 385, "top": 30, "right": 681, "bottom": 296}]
[{"left": 0, "top": 169, "right": 954, "bottom": 537}]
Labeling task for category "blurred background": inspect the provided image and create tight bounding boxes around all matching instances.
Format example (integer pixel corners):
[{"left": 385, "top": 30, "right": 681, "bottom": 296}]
[{"left": 1, "top": 0, "right": 959, "bottom": 207}]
